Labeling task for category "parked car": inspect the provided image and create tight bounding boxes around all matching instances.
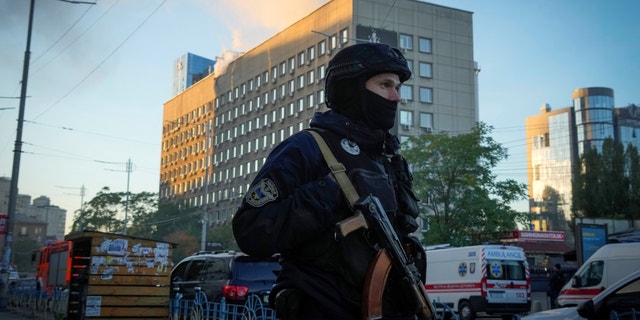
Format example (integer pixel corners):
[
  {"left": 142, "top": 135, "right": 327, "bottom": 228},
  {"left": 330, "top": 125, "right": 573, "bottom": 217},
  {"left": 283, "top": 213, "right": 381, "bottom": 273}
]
[
  {"left": 518, "top": 268, "right": 640, "bottom": 319},
  {"left": 170, "top": 251, "right": 281, "bottom": 305}
]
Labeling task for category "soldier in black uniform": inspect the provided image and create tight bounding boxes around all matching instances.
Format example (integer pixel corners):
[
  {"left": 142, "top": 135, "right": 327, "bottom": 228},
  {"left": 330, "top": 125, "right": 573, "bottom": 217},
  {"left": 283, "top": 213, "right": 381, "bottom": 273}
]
[{"left": 233, "top": 43, "right": 424, "bottom": 320}]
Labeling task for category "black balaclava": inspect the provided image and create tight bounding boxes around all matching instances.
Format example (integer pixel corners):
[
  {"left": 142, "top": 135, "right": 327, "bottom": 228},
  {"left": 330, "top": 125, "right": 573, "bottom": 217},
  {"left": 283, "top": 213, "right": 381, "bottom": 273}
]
[
  {"left": 325, "top": 43, "right": 411, "bottom": 131},
  {"left": 332, "top": 76, "right": 399, "bottom": 130},
  {"left": 360, "top": 86, "right": 398, "bottom": 130}
]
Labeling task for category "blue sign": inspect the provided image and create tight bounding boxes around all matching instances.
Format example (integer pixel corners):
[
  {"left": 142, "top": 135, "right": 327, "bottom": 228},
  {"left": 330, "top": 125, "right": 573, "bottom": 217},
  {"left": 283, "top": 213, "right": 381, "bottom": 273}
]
[{"left": 578, "top": 224, "right": 607, "bottom": 264}]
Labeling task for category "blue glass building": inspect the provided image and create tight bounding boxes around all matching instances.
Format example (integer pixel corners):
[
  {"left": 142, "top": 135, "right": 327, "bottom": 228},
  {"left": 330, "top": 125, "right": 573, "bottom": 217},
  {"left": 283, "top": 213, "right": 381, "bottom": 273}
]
[
  {"left": 526, "top": 87, "right": 640, "bottom": 237},
  {"left": 172, "top": 53, "right": 216, "bottom": 96}
]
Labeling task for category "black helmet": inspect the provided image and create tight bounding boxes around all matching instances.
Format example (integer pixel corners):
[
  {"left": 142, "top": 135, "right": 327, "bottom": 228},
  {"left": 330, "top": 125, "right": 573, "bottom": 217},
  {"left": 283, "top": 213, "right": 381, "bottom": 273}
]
[{"left": 325, "top": 43, "right": 411, "bottom": 109}]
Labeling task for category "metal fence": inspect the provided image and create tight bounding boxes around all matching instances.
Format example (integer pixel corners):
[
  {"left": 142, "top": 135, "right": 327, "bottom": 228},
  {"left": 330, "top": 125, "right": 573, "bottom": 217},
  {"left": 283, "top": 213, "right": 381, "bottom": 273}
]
[
  {"left": 9, "top": 285, "right": 456, "bottom": 320},
  {"left": 169, "top": 291, "right": 276, "bottom": 320}
]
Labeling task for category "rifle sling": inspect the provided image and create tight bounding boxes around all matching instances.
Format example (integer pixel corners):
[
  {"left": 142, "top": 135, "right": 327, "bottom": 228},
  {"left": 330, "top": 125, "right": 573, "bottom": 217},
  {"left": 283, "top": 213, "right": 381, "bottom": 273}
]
[
  {"left": 308, "top": 130, "right": 359, "bottom": 208},
  {"left": 308, "top": 130, "right": 390, "bottom": 320}
]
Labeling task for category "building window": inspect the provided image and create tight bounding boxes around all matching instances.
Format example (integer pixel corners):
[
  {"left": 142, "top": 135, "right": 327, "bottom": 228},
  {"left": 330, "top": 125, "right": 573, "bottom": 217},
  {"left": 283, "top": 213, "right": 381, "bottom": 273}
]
[
  {"left": 406, "top": 59, "right": 413, "bottom": 72},
  {"left": 307, "top": 93, "right": 314, "bottom": 108},
  {"left": 307, "top": 70, "right": 315, "bottom": 85},
  {"left": 308, "top": 46, "right": 315, "bottom": 61},
  {"left": 419, "top": 62, "right": 432, "bottom": 78},
  {"left": 419, "top": 87, "right": 433, "bottom": 103},
  {"left": 340, "top": 28, "right": 349, "bottom": 44},
  {"left": 400, "top": 85, "right": 413, "bottom": 100},
  {"left": 400, "top": 110, "right": 412, "bottom": 126},
  {"left": 297, "top": 75, "right": 305, "bottom": 89},
  {"left": 419, "top": 112, "right": 433, "bottom": 130},
  {"left": 289, "top": 57, "right": 295, "bottom": 73},
  {"left": 400, "top": 34, "right": 413, "bottom": 50},
  {"left": 280, "top": 62, "right": 286, "bottom": 76},
  {"left": 318, "top": 40, "right": 326, "bottom": 56},
  {"left": 298, "top": 51, "right": 305, "bottom": 67},
  {"left": 318, "top": 65, "right": 326, "bottom": 79},
  {"left": 330, "top": 34, "right": 338, "bottom": 50},
  {"left": 288, "top": 80, "right": 295, "bottom": 94},
  {"left": 419, "top": 37, "right": 432, "bottom": 53}
]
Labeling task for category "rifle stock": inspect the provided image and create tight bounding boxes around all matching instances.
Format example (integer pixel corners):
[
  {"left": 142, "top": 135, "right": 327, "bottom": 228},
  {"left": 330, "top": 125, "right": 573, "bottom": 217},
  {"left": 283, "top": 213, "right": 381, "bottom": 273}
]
[{"left": 336, "top": 194, "right": 435, "bottom": 320}]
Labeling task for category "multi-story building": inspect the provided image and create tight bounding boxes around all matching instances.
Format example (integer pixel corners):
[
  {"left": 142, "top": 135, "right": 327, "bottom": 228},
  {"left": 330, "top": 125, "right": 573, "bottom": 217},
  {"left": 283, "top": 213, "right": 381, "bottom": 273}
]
[
  {"left": 22, "top": 196, "right": 67, "bottom": 241},
  {"left": 160, "top": 0, "right": 478, "bottom": 226},
  {"left": 615, "top": 103, "right": 640, "bottom": 150},
  {"left": 172, "top": 53, "right": 216, "bottom": 97},
  {"left": 526, "top": 87, "right": 640, "bottom": 236}
]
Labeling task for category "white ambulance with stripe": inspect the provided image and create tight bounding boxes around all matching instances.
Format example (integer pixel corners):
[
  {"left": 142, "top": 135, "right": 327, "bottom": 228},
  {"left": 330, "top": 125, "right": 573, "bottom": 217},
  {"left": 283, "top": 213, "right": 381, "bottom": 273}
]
[
  {"left": 425, "top": 245, "right": 531, "bottom": 320},
  {"left": 556, "top": 242, "right": 640, "bottom": 307}
]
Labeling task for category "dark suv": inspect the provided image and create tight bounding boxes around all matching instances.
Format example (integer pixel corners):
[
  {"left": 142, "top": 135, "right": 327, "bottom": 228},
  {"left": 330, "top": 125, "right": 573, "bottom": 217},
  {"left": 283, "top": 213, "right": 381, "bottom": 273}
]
[{"left": 170, "top": 251, "right": 281, "bottom": 305}]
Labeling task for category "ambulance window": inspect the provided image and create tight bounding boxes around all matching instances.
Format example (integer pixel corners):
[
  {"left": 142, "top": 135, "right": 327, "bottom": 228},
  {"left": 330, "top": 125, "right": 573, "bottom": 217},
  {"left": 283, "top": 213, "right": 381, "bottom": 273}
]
[
  {"left": 486, "top": 260, "right": 526, "bottom": 280},
  {"left": 577, "top": 260, "right": 604, "bottom": 287}
]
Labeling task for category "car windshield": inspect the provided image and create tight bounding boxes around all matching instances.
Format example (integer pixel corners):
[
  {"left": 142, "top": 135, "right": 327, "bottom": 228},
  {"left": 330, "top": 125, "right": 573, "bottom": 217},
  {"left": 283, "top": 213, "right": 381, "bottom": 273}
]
[
  {"left": 575, "top": 260, "right": 604, "bottom": 287},
  {"left": 234, "top": 261, "right": 280, "bottom": 282}
]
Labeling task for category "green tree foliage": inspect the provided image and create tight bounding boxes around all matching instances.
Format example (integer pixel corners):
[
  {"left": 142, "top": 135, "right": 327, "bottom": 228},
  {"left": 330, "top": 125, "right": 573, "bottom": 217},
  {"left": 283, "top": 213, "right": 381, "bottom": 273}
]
[
  {"left": 12, "top": 238, "right": 41, "bottom": 274},
  {"left": 208, "top": 220, "right": 239, "bottom": 251},
  {"left": 541, "top": 186, "right": 566, "bottom": 231},
  {"left": 402, "top": 122, "right": 528, "bottom": 246},
  {"left": 69, "top": 188, "right": 236, "bottom": 263},
  {"left": 572, "top": 138, "right": 639, "bottom": 220},
  {"left": 627, "top": 145, "right": 640, "bottom": 219},
  {"left": 71, "top": 187, "right": 125, "bottom": 233}
]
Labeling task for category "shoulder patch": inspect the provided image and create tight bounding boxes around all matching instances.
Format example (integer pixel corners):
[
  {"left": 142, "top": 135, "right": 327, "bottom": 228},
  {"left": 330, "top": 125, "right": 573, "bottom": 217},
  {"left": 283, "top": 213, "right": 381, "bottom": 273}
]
[
  {"left": 340, "top": 138, "right": 360, "bottom": 155},
  {"left": 246, "top": 178, "right": 279, "bottom": 207}
]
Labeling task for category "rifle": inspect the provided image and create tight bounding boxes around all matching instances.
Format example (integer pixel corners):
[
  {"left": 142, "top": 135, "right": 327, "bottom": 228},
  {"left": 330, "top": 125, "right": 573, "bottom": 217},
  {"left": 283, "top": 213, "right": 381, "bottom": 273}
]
[
  {"left": 338, "top": 194, "right": 436, "bottom": 320},
  {"left": 306, "top": 130, "right": 435, "bottom": 320}
]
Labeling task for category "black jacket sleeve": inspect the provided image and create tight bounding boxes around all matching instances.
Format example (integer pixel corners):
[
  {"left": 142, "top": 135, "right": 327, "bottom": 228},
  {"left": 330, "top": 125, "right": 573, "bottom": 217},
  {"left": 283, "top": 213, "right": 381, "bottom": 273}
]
[{"left": 232, "top": 131, "right": 344, "bottom": 258}]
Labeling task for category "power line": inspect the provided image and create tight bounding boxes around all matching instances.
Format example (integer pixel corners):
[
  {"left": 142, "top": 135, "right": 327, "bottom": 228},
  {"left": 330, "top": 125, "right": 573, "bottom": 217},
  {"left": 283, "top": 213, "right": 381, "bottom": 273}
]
[
  {"left": 31, "top": 1, "right": 114, "bottom": 76},
  {"left": 32, "top": 0, "right": 168, "bottom": 120}
]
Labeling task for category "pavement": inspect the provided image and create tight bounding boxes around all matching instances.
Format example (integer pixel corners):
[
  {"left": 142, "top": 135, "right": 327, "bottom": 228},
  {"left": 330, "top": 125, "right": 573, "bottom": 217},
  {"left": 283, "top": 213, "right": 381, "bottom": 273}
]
[
  {"left": 0, "top": 309, "right": 56, "bottom": 320},
  {"left": 0, "top": 292, "right": 551, "bottom": 320}
]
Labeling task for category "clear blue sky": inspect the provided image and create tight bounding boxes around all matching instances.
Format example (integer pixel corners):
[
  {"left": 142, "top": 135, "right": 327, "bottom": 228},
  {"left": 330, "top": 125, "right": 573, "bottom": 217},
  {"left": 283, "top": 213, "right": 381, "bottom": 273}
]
[{"left": 1, "top": 0, "right": 638, "bottom": 232}]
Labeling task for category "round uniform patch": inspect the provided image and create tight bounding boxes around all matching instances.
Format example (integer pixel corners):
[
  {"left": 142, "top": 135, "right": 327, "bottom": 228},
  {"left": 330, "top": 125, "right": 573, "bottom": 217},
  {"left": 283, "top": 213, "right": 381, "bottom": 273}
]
[
  {"left": 340, "top": 138, "right": 360, "bottom": 155},
  {"left": 246, "top": 178, "right": 279, "bottom": 207}
]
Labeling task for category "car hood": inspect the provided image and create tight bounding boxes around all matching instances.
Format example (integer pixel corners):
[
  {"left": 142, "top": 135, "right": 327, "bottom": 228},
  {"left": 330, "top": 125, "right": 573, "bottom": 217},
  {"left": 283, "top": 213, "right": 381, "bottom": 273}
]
[{"left": 520, "top": 307, "right": 581, "bottom": 320}]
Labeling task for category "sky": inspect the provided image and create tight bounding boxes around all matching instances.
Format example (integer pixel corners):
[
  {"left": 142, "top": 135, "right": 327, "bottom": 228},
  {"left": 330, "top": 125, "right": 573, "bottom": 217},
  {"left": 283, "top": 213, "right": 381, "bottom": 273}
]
[{"left": 1, "top": 0, "right": 639, "bottom": 233}]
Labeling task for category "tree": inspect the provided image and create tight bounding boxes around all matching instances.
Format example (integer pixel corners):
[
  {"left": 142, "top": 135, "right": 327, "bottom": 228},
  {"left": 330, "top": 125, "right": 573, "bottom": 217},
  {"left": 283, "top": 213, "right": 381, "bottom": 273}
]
[
  {"left": 572, "top": 138, "right": 634, "bottom": 219},
  {"left": 12, "top": 238, "right": 41, "bottom": 274},
  {"left": 540, "top": 186, "right": 566, "bottom": 231},
  {"left": 626, "top": 145, "right": 640, "bottom": 221},
  {"left": 403, "top": 122, "right": 528, "bottom": 246},
  {"left": 71, "top": 187, "right": 125, "bottom": 233},
  {"left": 69, "top": 188, "right": 239, "bottom": 263}
]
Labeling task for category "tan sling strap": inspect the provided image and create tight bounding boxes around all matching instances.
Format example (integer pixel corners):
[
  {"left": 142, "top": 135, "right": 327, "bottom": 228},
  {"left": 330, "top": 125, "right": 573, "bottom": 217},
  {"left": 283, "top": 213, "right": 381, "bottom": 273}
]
[
  {"left": 308, "top": 129, "right": 389, "bottom": 320},
  {"left": 308, "top": 130, "right": 360, "bottom": 208}
]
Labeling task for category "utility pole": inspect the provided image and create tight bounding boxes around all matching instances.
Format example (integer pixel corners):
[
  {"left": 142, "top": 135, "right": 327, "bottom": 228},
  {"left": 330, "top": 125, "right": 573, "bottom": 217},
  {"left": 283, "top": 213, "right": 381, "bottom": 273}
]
[
  {"left": 95, "top": 159, "right": 133, "bottom": 235},
  {"left": 0, "top": 0, "right": 95, "bottom": 310},
  {"left": 58, "top": 184, "right": 86, "bottom": 231}
]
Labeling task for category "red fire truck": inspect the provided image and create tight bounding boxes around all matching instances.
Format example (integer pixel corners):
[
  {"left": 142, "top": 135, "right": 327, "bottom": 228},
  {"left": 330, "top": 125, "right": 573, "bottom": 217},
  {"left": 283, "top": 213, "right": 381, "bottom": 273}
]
[{"left": 34, "top": 240, "right": 73, "bottom": 296}]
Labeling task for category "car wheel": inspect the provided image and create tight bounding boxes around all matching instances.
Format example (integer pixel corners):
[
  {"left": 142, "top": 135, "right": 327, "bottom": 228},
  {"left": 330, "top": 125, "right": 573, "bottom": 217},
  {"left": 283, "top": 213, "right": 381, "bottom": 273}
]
[{"left": 458, "top": 301, "right": 475, "bottom": 320}]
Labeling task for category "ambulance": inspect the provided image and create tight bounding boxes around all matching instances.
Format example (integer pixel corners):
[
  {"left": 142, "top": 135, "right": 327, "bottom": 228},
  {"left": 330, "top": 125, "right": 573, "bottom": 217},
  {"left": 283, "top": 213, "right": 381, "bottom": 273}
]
[
  {"left": 556, "top": 242, "right": 640, "bottom": 307},
  {"left": 425, "top": 245, "right": 531, "bottom": 320}
]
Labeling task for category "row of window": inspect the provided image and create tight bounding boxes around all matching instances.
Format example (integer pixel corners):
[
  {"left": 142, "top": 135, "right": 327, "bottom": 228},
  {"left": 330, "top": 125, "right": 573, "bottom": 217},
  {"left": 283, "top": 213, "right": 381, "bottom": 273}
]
[
  {"left": 164, "top": 123, "right": 436, "bottom": 204},
  {"left": 399, "top": 34, "right": 433, "bottom": 53}
]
